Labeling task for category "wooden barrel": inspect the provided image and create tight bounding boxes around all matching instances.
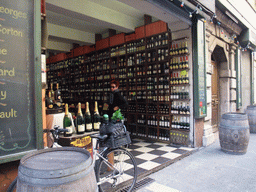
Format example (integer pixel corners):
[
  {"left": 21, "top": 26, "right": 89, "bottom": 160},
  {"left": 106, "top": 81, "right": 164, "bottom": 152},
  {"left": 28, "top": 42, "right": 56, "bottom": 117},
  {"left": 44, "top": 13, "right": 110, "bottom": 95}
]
[
  {"left": 219, "top": 113, "right": 250, "bottom": 155},
  {"left": 16, "top": 147, "right": 97, "bottom": 192},
  {"left": 246, "top": 105, "right": 256, "bottom": 133}
]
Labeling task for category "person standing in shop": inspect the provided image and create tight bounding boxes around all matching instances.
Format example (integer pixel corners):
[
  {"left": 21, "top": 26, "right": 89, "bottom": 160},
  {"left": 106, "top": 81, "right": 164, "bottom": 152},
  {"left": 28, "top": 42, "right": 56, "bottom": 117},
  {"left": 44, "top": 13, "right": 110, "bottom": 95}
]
[{"left": 106, "top": 79, "right": 128, "bottom": 118}]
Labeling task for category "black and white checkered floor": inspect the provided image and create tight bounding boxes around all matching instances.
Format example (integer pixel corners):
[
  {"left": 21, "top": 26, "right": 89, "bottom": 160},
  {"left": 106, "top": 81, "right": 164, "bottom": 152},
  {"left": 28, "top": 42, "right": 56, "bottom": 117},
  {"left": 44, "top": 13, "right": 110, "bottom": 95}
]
[
  {"left": 127, "top": 138, "right": 195, "bottom": 177},
  {"left": 98, "top": 138, "right": 196, "bottom": 191}
]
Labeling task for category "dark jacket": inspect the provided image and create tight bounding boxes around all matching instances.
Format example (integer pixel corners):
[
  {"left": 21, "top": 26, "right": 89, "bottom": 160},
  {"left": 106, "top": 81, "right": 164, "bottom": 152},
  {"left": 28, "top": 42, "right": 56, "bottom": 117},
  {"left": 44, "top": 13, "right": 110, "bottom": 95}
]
[{"left": 108, "top": 90, "right": 128, "bottom": 117}]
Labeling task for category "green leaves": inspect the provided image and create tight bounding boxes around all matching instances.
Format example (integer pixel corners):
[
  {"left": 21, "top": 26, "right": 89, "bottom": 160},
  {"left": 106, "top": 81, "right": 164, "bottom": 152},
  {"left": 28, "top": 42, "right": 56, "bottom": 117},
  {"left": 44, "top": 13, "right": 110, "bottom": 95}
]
[{"left": 111, "top": 109, "right": 124, "bottom": 121}]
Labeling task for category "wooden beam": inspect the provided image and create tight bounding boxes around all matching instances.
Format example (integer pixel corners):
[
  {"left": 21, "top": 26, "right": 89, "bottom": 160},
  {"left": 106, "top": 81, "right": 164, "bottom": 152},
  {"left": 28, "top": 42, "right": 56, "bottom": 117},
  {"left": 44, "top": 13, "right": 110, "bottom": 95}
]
[
  {"left": 73, "top": 43, "right": 80, "bottom": 49},
  {"left": 144, "top": 14, "right": 152, "bottom": 25},
  {"left": 47, "top": 23, "right": 95, "bottom": 44},
  {"left": 108, "top": 29, "right": 116, "bottom": 37},
  {"left": 95, "top": 34, "right": 102, "bottom": 42}
]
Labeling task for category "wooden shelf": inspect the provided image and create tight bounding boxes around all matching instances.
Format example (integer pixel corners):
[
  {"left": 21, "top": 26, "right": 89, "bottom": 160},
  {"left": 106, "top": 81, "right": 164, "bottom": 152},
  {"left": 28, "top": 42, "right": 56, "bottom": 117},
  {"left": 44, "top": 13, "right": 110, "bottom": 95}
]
[{"left": 46, "top": 32, "right": 191, "bottom": 144}]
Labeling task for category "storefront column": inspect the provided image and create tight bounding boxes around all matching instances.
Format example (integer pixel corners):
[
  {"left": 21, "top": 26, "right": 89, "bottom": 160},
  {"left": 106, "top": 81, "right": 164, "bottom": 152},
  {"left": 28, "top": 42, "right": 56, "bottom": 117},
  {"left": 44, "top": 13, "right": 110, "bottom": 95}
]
[
  {"left": 203, "top": 30, "right": 216, "bottom": 146},
  {"left": 229, "top": 44, "right": 237, "bottom": 112},
  {"left": 219, "top": 67, "right": 231, "bottom": 115}
]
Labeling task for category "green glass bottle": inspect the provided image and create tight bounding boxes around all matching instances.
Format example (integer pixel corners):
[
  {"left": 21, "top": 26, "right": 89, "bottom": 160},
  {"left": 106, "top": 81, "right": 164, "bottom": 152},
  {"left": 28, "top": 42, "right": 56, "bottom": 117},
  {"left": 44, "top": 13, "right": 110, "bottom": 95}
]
[
  {"left": 93, "top": 101, "right": 101, "bottom": 131},
  {"left": 47, "top": 91, "right": 54, "bottom": 109},
  {"left": 76, "top": 102, "right": 85, "bottom": 134},
  {"left": 85, "top": 102, "right": 92, "bottom": 132},
  {"left": 50, "top": 83, "right": 55, "bottom": 101},
  {"left": 63, "top": 104, "right": 73, "bottom": 137},
  {"left": 54, "top": 83, "right": 62, "bottom": 109}
]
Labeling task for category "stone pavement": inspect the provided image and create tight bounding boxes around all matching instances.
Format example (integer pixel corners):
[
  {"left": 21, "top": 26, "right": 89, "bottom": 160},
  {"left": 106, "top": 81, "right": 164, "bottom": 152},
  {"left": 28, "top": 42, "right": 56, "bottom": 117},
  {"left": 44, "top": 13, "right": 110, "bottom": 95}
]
[{"left": 136, "top": 134, "right": 256, "bottom": 192}]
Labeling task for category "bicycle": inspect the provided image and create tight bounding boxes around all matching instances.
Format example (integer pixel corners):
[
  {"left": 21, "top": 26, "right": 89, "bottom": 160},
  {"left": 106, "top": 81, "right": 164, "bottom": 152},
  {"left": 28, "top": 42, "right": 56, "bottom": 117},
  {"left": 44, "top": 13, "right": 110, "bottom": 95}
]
[{"left": 7, "top": 125, "right": 137, "bottom": 192}]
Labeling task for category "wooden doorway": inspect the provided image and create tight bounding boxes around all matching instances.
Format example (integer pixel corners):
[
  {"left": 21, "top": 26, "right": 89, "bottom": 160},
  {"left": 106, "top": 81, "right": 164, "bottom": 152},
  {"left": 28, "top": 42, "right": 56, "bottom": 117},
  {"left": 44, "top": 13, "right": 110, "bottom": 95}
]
[{"left": 211, "top": 60, "right": 219, "bottom": 132}]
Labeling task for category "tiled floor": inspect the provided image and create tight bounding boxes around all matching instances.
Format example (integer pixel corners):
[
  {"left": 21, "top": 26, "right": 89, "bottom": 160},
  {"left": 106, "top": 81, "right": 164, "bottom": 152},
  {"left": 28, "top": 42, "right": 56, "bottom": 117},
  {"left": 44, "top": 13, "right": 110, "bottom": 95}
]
[
  {"left": 127, "top": 138, "right": 195, "bottom": 178},
  {"left": 99, "top": 138, "right": 196, "bottom": 191}
]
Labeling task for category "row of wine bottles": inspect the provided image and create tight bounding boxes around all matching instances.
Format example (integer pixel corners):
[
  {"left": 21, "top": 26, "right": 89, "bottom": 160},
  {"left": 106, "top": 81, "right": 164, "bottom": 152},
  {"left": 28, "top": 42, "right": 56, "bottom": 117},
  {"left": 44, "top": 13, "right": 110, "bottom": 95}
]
[
  {"left": 171, "top": 116, "right": 190, "bottom": 130},
  {"left": 137, "top": 115, "right": 170, "bottom": 128},
  {"left": 146, "top": 33, "right": 169, "bottom": 49},
  {"left": 170, "top": 86, "right": 189, "bottom": 100},
  {"left": 128, "top": 104, "right": 169, "bottom": 114},
  {"left": 170, "top": 41, "right": 189, "bottom": 56},
  {"left": 63, "top": 101, "right": 101, "bottom": 137},
  {"left": 135, "top": 127, "right": 170, "bottom": 141},
  {"left": 46, "top": 83, "right": 63, "bottom": 109},
  {"left": 171, "top": 101, "right": 190, "bottom": 115},
  {"left": 103, "top": 33, "right": 169, "bottom": 58},
  {"left": 170, "top": 72, "right": 189, "bottom": 85}
]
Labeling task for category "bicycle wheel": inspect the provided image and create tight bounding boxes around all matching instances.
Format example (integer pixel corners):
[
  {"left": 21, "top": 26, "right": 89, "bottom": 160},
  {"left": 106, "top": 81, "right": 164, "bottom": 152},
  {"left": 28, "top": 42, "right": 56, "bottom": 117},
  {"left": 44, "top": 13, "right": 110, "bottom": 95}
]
[{"left": 96, "top": 148, "right": 137, "bottom": 192}]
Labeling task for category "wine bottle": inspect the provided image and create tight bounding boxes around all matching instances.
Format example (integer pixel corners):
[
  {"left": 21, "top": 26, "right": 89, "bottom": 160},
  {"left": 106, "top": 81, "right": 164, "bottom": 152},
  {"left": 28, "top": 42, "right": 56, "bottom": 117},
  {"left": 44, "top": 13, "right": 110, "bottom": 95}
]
[
  {"left": 93, "top": 101, "right": 101, "bottom": 131},
  {"left": 179, "top": 57, "right": 183, "bottom": 69},
  {"left": 179, "top": 42, "right": 182, "bottom": 55},
  {"left": 47, "top": 91, "right": 54, "bottom": 109},
  {"left": 175, "top": 57, "right": 179, "bottom": 69},
  {"left": 184, "top": 41, "right": 188, "bottom": 53},
  {"left": 54, "top": 83, "right": 62, "bottom": 108},
  {"left": 63, "top": 104, "right": 73, "bottom": 137},
  {"left": 181, "top": 42, "right": 185, "bottom": 54},
  {"left": 85, "top": 102, "right": 92, "bottom": 132},
  {"left": 175, "top": 43, "right": 179, "bottom": 55},
  {"left": 186, "top": 101, "right": 190, "bottom": 115},
  {"left": 50, "top": 83, "right": 55, "bottom": 100},
  {"left": 76, "top": 103, "right": 85, "bottom": 134}
]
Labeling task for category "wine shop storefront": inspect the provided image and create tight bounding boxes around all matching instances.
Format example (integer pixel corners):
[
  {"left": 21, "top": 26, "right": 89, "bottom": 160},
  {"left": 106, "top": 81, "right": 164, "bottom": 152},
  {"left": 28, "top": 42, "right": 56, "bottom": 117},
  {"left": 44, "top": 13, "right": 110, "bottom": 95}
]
[
  {"left": 2, "top": 0, "right": 254, "bottom": 191},
  {"left": 41, "top": 0, "right": 211, "bottom": 149}
]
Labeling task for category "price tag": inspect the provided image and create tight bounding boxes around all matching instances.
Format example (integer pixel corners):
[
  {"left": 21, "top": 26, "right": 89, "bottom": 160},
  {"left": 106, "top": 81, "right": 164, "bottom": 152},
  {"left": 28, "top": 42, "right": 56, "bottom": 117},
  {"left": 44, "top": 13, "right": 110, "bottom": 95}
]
[{"left": 180, "top": 70, "right": 187, "bottom": 76}]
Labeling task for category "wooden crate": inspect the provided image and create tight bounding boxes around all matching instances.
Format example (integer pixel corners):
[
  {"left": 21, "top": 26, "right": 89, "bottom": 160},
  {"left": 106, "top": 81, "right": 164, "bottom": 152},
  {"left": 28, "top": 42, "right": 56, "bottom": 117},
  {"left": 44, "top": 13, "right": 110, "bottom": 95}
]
[
  {"left": 125, "top": 33, "right": 136, "bottom": 42},
  {"left": 110, "top": 33, "right": 125, "bottom": 47},
  {"left": 96, "top": 37, "right": 110, "bottom": 50},
  {"left": 135, "top": 26, "right": 145, "bottom": 39}
]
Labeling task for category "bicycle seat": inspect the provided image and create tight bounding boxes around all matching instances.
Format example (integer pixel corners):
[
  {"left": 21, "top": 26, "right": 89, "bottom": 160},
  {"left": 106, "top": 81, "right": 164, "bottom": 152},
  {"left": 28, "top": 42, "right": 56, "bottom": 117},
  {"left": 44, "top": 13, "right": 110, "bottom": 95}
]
[{"left": 91, "top": 134, "right": 108, "bottom": 141}]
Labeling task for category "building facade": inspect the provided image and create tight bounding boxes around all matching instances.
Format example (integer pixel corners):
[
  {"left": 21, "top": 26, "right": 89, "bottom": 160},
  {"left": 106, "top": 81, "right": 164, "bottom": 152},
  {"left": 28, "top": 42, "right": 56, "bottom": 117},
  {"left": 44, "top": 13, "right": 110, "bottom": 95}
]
[{"left": 1, "top": 0, "right": 256, "bottom": 190}]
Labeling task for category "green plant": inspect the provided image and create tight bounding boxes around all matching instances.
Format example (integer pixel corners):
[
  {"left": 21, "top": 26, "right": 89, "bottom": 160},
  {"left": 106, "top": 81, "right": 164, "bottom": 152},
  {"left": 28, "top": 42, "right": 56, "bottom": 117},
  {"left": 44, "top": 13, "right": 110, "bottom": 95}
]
[{"left": 111, "top": 109, "right": 124, "bottom": 121}]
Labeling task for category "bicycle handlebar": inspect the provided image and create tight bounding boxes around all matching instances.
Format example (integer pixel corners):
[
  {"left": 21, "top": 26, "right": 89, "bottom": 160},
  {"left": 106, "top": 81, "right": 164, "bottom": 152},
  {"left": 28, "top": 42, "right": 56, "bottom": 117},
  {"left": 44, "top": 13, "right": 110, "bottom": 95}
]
[
  {"left": 43, "top": 126, "right": 68, "bottom": 133},
  {"left": 43, "top": 125, "right": 69, "bottom": 142}
]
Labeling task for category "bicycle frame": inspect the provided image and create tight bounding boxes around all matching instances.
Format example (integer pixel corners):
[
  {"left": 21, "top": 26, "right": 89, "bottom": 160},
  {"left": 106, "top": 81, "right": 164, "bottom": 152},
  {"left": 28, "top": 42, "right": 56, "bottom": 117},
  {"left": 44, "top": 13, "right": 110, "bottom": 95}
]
[{"left": 91, "top": 137, "right": 121, "bottom": 186}]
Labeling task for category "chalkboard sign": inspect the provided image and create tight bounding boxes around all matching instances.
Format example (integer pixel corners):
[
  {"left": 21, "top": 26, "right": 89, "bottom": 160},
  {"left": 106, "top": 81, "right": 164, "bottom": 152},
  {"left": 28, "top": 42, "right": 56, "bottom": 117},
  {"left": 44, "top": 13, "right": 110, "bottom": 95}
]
[
  {"left": 0, "top": 0, "right": 42, "bottom": 162},
  {"left": 193, "top": 18, "right": 207, "bottom": 118}
]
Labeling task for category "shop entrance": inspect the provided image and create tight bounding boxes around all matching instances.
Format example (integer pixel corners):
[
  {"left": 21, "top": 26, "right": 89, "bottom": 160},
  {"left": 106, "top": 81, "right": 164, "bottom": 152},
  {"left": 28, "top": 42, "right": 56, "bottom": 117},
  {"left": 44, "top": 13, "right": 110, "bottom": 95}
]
[{"left": 211, "top": 60, "right": 219, "bottom": 132}]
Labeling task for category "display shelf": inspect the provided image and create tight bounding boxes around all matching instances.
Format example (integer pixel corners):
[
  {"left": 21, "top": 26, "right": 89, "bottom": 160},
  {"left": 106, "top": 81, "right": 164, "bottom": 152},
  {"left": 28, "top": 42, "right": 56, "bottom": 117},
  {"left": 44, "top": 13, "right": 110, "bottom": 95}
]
[{"left": 46, "top": 32, "right": 191, "bottom": 144}]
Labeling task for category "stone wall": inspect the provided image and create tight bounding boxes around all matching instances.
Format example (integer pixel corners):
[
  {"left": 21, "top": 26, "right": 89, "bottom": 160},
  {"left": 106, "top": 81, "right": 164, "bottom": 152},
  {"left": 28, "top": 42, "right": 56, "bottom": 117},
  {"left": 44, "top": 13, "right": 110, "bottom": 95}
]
[{"left": 203, "top": 18, "right": 239, "bottom": 146}]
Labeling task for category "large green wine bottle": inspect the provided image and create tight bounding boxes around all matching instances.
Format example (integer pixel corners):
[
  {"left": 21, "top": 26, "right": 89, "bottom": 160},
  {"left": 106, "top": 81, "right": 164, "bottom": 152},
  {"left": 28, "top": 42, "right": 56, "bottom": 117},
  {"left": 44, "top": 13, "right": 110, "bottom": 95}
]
[
  {"left": 93, "top": 101, "right": 101, "bottom": 131},
  {"left": 76, "top": 102, "right": 85, "bottom": 134},
  {"left": 85, "top": 102, "right": 92, "bottom": 132},
  {"left": 63, "top": 103, "right": 73, "bottom": 137}
]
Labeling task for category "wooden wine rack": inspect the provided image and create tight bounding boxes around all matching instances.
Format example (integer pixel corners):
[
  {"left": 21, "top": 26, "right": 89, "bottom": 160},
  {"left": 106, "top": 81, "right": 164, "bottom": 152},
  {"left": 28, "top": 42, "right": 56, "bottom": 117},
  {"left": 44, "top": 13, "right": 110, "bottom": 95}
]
[{"left": 47, "top": 31, "right": 191, "bottom": 146}]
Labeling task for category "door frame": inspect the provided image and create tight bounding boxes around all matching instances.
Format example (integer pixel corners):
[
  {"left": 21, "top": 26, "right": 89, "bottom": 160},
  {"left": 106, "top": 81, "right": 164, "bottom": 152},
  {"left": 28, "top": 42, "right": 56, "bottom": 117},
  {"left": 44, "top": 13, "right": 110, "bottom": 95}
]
[{"left": 211, "top": 59, "right": 220, "bottom": 132}]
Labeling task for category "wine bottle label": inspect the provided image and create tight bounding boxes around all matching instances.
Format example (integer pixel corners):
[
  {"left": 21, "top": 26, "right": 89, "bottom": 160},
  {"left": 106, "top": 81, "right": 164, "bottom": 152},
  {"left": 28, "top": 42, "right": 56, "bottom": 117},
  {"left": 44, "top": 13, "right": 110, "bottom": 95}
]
[
  {"left": 94, "top": 122, "right": 100, "bottom": 130},
  {"left": 78, "top": 124, "right": 85, "bottom": 132},
  {"left": 56, "top": 102, "right": 61, "bottom": 107},
  {"left": 86, "top": 123, "right": 92, "bottom": 131},
  {"left": 48, "top": 104, "right": 53, "bottom": 109},
  {"left": 66, "top": 126, "right": 72, "bottom": 134}
]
